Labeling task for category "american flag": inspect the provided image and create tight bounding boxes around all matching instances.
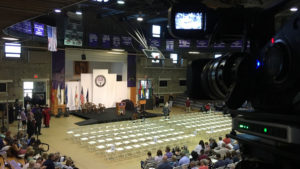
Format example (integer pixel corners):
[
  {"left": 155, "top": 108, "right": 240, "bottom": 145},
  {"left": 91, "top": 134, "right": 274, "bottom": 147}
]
[
  {"left": 80, "top": 88, "right": 84, "bottom": 105},
  {"left": 47, "top": 26, "right": 57, "bottom": 52}
]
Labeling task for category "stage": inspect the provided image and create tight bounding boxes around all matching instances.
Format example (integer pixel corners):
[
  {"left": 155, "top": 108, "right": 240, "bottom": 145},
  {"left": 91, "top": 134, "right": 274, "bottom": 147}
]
[{"left": 71, "top": 108, "right": 163, "bottom": 126}]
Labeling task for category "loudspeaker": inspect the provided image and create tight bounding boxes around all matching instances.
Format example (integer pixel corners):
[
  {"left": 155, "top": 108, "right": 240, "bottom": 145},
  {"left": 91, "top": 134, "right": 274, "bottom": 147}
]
[{"left": 81, "top": 54, "right": 86, "bottom": 60}]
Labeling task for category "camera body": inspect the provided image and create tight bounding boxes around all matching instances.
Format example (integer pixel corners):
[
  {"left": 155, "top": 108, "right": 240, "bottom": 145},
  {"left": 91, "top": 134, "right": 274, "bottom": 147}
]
[{"left": 169, "top": 1, "right": 300, "bottom": 168}]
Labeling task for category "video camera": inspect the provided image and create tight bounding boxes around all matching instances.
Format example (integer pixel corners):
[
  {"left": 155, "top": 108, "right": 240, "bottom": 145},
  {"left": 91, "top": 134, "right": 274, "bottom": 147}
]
[{"left": 169, "top": 0, "right": 300, "bottom": 168}]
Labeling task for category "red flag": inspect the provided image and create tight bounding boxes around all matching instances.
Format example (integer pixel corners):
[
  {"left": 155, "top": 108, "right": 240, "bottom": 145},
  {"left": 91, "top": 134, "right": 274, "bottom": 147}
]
[{"left": 80, "top": 88, "right": 84, "bottom": 105}]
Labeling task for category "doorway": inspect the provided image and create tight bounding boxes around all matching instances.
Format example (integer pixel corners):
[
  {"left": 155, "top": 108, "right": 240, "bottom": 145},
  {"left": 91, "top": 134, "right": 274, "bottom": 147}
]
[{"left": 23, "top": 81, "right": 47, "bottom": 106}]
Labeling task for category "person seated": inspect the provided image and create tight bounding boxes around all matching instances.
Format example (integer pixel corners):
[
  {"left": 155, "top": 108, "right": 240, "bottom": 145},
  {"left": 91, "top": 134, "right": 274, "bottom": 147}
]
[
  {"left": 174, "top": 147, "right": 182, "bottom": 160},
  {"left": 217, "top": 137, "right": 224, "bottom": 148},
  {"left": 213, "top": 154, "right": 226, "bottom": 168},
  {"left": 54, "top": 152, "right": 64, "bottom": 169},
  {"left": 141, "top": 151, "right": 156, "bottom": 169},
  {"left": 190, "top": 151, "right": 198, "bottom": 162},
  {"left": 195, "top": 140, "right": 204, "bottom": 155},
  {"left": 43, "top": 153, "right": 56, "bottom": 169},
  {"left": 204, "top": 142, "right": 211, "bottom": 154},
  {"left": 22, "top": 160, "right": 36, "bottom": 169},
  {"left": 189, "top": 161, "right": 198, "bottom": 169},
  {"left": 62, "top": 157, "right": 77, "bottom": 169},
  {"left": 155, "top": 150, "right": 163, "bottom": 164},
  {"left": 231, "top": 151, "right": 240, "bottom": 163},
  {"left": 223, "top": 134, "right": 231, "bottom": 145},
  {"left": 165, "top": 146, "right": 173, "bottom": 158},
  {"left": 25, "top": 150, "right": 35, "bottom": 163},
  {"left": 213, "top": 143, "right": 229, "bottom": 159},
  {"left": 199, "top": 159, "right": 209, "bottom": 169},
  {"left": 198, "top": 150, "right": 208, "bottom": 161},
  {"left": 209, "top": 138, "right": 218, "bottom": 150},
  {"left": 7, "top": 139, "right": 26, "bottom": 158},
  {"left": 157, "top": 155, "right": 172, "bottom": 169},
  {"left": 223, "top": 152, "right": 233, "bottom": 166},
  {"left": 181, "top": 145, "right": 189, "bottom": 156},
  {"left": 169, "top": 155, "right": 179, "bottom": 167},
  {"left": 178, "top": 152, "right": 190, "bottom": 166},
  {"left": 4, "top": 131, "right": 13, "bottom": 146}
]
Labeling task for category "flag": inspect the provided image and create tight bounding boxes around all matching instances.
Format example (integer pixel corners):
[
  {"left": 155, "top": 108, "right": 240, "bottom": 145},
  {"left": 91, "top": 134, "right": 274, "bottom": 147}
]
[
  {"left": 86, "top": 89, "right": 89, "bottom": 103},
  {"left": 65, "top": 85, "right": 68, "bottom": 105},
  {"left": 80, "top": 88, "right": 84, "bottom": 105},
  {"left": 47, "top": 26, "right": 57, "bottom": 52},
  {"left": 57, "top": 84, "right": 61, "bottom": 105},
  {"left": 75, "top": 87, "right": 78, "bottom": 109}
]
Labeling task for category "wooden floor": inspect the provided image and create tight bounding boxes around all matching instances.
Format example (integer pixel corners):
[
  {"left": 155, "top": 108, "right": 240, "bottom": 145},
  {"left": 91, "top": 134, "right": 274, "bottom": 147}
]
[{"left": 9, "top": 106, "right": 230, "bottom": 169}]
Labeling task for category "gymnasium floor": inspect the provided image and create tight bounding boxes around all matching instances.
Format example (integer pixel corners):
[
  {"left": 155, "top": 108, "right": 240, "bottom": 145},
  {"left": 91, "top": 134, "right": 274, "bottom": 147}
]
[{"left": 9, "top": 107, "right": 231, "bottom": 169}]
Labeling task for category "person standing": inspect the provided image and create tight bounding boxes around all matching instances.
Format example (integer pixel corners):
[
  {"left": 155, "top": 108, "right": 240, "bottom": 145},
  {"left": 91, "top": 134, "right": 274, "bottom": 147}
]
[
  {"left": 168, "top": 94, "right": 174, "bottom": 108},
  {"left": 42, "top": 105, "right": 51, "bottom": 128},
  {"left": 20, "top": 108, "right": 27, "bottom": 131},
  {"left": 34, "top": 105, "right": 43, "bottom": 135},
  {"left": 26, "top": 101, "right": 31, "bottom": 115},
  {"left": 185, "top": 97, "right": 191, "bottom": 112},
  {"left": 162, "top": 102, "right": 170, "bottom": 119},
  {"left": 27, "top": 110, "right": 35, "bottom": 139}
]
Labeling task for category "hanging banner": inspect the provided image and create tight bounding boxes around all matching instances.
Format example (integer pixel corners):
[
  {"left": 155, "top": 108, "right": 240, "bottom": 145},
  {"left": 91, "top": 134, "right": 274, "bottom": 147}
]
[
  {"left": 150, "top": 39, "right": 160, "bottom": 47},
  {"left": 89, "top": 33, "right": 98, "bottom": 47},
  {"left": 214, "top": 42, "right": 225, "bottom": 48},
  {"left": 121, "top": 36, "right": 132, "bottom": 46},
  {"left": 179, "top": 40, "right": 191, "bottom": 48},
  {"left": 166, "top": 40, "right": 174, "bottom": 51},
  {"left": 113, "top": 36, "right": 121, "bottom": 48},
  {"left": 231, "top": 40, "right": 242, "bottom": 48},
  {"left": 196, "top": 40, "right": 208, "bottom": 48},
  {"left": 102, "top": 34, "right": 110, "bottom": 48}
]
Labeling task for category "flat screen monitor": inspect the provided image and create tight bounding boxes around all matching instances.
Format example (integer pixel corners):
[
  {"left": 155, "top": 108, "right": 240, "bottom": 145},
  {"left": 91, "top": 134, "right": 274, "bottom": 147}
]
[
  {"left": 175, "top": 12, "right": 203, "bottom": 30},
  {"left": 34, "top": 23, "right": 45, "bottom": 36}
]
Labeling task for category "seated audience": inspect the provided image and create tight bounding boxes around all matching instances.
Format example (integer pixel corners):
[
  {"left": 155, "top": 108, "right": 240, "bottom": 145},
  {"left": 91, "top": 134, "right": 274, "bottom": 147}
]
[
  {"left": 190, "top": 151, "right": 199, "bottom": 162},
  {"left": 43, "top": 153, "right": 56, "bottom": 169},
  {"left": 204, "top": 142, "right": 210, "bottom": 154},
  {"left": 189, "top": 161, "right": 198, "bottom": 169},
  {"left": 178, "top": 152, "right": 190, "bottom": 166},
  {"left": 165, "top": 146, "right": 173, "bottom": 158},
  {"left": 217, "top": 137, "right": 224, "bottom": 148},
  {"left": 25, "top": 150, "right": 35, "bottom": 163},
  {"left": 169, "top": 155, "right": 179, "bottom": 167},
  {"left": 174, "top": 147, "right": 181, "bottom": 160},
  {"left": 142, "top": 151, "right": 156, "bottom": 169},
  {"left": 155, "top": 150, "right": 163, "bottom": 164},
  {"left": 157, "top": 155, "right": 172, "bottom": 169},
  {"left": 223, "top": 134, "right": 231, "bottom": 145},
  {"left": 199, "top": 159, "right": 209, "bottom": 169},
  {"left": 223, "top": 152, "right": 233, "bottom": 166},
  {"left": 233, "top": 141, "right": 240, "bottom": 151},
  {"left": 7, "top": 139, "right": 26, "bottom": 157},
  {"left": 213, "top": 143, "right": 229, "bottom": 159},
  {"left": 209, "top": 138, "right": 218, "bottom": 150},
  {"left": 231, "top": 151, "right": 240, "bottom": 163},
  {"left": 213, "top": 154, "right": 226, "bottom": 168},
  {"left": 181, "top": 145, "right": 189, "bottom": 156},
  {"left": 195, "top": 140, "right": 205, "bottom": 155},
  {"left": 198, "top": 149, "right": 208, "bottom": 161}
]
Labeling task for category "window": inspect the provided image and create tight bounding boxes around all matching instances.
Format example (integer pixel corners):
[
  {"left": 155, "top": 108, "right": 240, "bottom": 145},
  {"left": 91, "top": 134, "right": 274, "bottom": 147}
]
[
  {"left": 179, "top": 80, "right": 186, "bottom": 86},
  {"left": 152, "top": 25, "right": 161, "bottom": 38},
  {"left": 5, "top": 43, "right": 21, "bottom": 58},
  {"left": 170, "top": 53, "right": 178, "bottom": 64},
  {"left": 0, "top": 83, "right": 7, "bottom": 92},
  {"left": 24, "top": 82, "right": 34, "bottom": 98},
  {"left": 159, "top": 81, "right": 168, "bottom": 87}
]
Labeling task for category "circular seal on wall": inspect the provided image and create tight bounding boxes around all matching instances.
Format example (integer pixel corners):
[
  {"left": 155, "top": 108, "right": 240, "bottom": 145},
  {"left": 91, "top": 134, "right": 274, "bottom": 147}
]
[{"left": 95, "top": 75, "right": 106, "bottom": 87}]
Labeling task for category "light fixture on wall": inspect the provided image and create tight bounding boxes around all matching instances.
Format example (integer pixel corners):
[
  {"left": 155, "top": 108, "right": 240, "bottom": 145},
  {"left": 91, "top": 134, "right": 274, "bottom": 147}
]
[
  {"left": 117, "top": 0, "right": 125, "bottom": 5},
  {"left": 137, "top": 17, "right": 143, "bottom": 22},
  {"left": 290, "top": 7, "right": 298, "bottom": 12},
  {"left": 76, "top": 11, "right": 82, "bottom": 15},
  {"left": 54, "top": 9, "right": 62, "bottom": 13},
  {"left": 188, "top": 51, "right": 200, "bottom": 54},
  {"left": 2, "top": 37, "right": 19, "bottom": 41}
]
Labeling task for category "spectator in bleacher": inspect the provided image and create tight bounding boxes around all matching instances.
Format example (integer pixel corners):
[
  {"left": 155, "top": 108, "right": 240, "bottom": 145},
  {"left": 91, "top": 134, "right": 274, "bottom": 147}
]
[
  {"left": 178, "top": 152, "right": 190, "bottom": 166},
  {"left": 155, "top": 150, "right": 163, "bottom": 163},
  {"left": 23, "top": 160, "right": 36, "bottom": 169},
  {"left": 28, "top": 137, "right": 36, "bottom": 147},
  {"left": 7, "top": 139, "right": 26, "bottom": 158},
  {"left": 213, "top": 143, "right": 230, "bottom": 159},
  {"left": 4, "top": 131, "right": 13, "bottom": 146},
  {"left": 190, "top": 151, "right": 199, "bottom": 162},
  {"left": 223, "top": 152, "right": 233, "bottom": 166},
  {"left": 217, "top": 137, "right": 224, "bottom": 148},
  {"left": 142, "top": 151, "right": 156, "bottom": 169},
  {"left": 181, "top": 145, "right": 189, "bottom": 156},
  {"left": 43, "top": 153, "right": 56, "bottom": 169},
  {"left": 231, "top": 151, "right": 240, "bottom": 163},
  {"left": 157, "top": 155, "right": 172, "bottom": 169},
  {"left": 199, "top": 159, "right": 209, "bottom": 169},
  {"left": 25, "top": 150, "right": 35, "bottom": 163},
  {"left": 233, "top": 141, "right": 240, "bottom": 151},
  {"left": 207, "top": 158, "right": 214, "bottom": 169},
  {"left": 209, "top": 138, "right": 218, "bottom": 150},
  {"left": 198, "top": 149, "right": 208, "bottom": 161},
  {"left": 34, "top": 157, "right": 44, "bottom": 168},
  {"left": 223, "top": 134, "right": 231, "bottom": 145},
  {"left": 204, "top": 142, "right": 210, "bottom": 154},
  {"left": 195, "top": 140, "right": 205, "bottom": 155},
  {"left": 189, "top": 161, "right": 198, "bottom": 169},
  {"left": 54, "top": 152, "right": 64, "bottom": 169},
  {"left": 41, "top": 152, "right": 49, "bottom": 163},
  {"left": 185, "top": 97, "right": 191, "bottom": 112},
  {"left": 174, "top": 147, "right": 181, "bottom": 160},
  {"left": 165, "top": 146, "right": 173, "bottom": 158},
  {"left": 213, "top": 154, "right": 226, "bottom": 168},
  {"left": 169, "top": 155, "right": 179, "bottom": 167}
]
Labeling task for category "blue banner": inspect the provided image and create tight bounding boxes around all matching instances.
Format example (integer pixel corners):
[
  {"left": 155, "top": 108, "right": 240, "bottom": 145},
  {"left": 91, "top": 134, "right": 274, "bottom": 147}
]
[
  {"left": 179, "top": 40, "right": 191, "bottom": 48},
  {"left": 214, "top": 42, "right": 225, "bottom": 48},
  {"left": 113, "top": 36, "right": 121, "bottom": 48},
  {"left": 196, "top": 40, "right": 208, "bottom": 48},
  {"left": 102, "top": 35, "right": 110, "bottom": 48},
  {"left": 231, "top": 40, "right": 242, "bottom": 48},
  {"left": 122, "top": 36, "right": 132, "bottom": 46},
  {"left": 89, "top": 33, "right": 98, "bottom": 47},
  {"left": 150, "top": 39, "right": 160, "bottom": 47},
  {"left": 166, "top": 40, "right": 174, "bottom": 51}
]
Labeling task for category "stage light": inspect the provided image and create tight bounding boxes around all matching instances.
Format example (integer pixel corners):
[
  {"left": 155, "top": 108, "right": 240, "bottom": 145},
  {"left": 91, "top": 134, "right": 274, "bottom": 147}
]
[
  {"left": 271, "top": 38, "right": 275, "bottom": 44},
  {"left": 112, "top": 49, "right": 125, "bottom": 52},
  {"left": 54, "top": 9, "right": 61, "bottom": 13},
  {"left": 76, "top": 11, "right": 82, "bottom": 15},
  {"left": 137, "top": 17, "right": 143, "bottom": 22},
  {"left": 290, "top": 7, "right": 298, "bottom": 12},
  {"left": 256, "top": 60, "right": 261, "bottom": 69},
  {"left": 188, "top": 51, "right": 200, "bottom": 54},
  {"left": 117, "top": 0, "right": 125, "bottom": 4},
  {"left": 264, "top": 128, "right": 268, "bottom": 133},
  {"left": 2, "top": 37, "right": 19, "bottom": 41}
]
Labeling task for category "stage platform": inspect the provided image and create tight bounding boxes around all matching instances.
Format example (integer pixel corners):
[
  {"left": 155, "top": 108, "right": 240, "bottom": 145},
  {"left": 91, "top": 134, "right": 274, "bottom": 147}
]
[{"left": 71, "top": 108, "right": 163, "bottom": 126}]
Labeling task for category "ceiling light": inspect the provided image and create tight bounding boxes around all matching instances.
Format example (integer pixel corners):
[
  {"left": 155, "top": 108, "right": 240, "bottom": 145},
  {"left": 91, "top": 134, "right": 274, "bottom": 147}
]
[
  {"left": 76, "top": 11, "right": 82, "bottom": 15},
  {"left": 104, "top": 0, "right": 109, "bottom": 2},
  {"left": 290, "top": 7, "right": 298, "bottom": 12},
  {"left": 137, "top": 17, "right": 143, "bottom": 22},
  {"left": 112, "top": 49, "right": 125, "bottom": 52},
  {"left": 107, "top": 51, "right": 124, "bottom": 55},
  {"left": 2, "top": 37, "right": 19, "bottom": 41},
  {"left": 54, "top": 9, "right": 61, "bottom": 13},
  {"left": 215, "top": 54, "right": 222, "bottom": 58},
  {"left": 117, "top": 0, "right": 125, "bottom": 4},
  {"left": 188, "top": 51, "right": 200, "bottom": 54}
]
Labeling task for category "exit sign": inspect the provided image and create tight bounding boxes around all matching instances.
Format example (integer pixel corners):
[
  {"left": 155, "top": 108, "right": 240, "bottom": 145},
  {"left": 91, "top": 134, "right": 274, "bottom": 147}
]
[{"left": 34, "top": 74, "right": 38, "bottom": 79}]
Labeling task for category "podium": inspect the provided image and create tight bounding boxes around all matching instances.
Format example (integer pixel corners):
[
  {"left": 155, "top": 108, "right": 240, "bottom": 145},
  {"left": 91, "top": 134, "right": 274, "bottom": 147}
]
[{"left": 116, "top": 102, "right": 126, "bottom": 115}]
